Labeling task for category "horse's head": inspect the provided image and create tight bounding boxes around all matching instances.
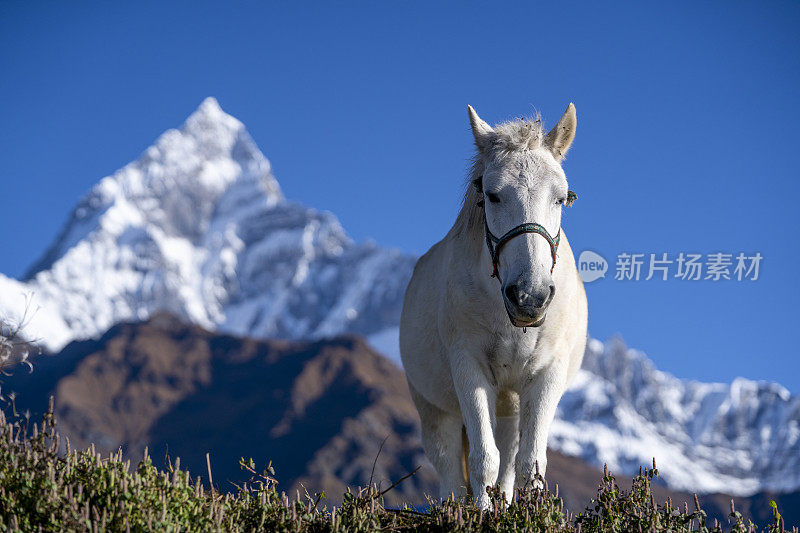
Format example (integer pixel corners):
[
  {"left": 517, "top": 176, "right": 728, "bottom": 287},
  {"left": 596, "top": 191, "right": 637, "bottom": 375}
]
[{"left": 468, "top": 104, "right": 577, "bottom": 328}]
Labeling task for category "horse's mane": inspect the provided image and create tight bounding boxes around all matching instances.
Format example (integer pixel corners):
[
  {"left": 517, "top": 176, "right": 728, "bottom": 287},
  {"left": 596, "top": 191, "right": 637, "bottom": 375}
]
[{"left": 452, "top": 116, "right": 544, "bottom": 247}]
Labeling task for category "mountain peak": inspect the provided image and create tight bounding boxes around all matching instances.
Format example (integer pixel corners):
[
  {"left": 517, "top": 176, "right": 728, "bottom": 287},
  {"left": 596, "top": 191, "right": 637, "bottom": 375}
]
[
  {"left": 181, "top": 97, "right": 244, "bottom": 142},
  {"left": 196, "top": 96, "right": 224, "bottom": 116},
  {"left": 22, "top": 98, "right": 284, "bottom": 279}
]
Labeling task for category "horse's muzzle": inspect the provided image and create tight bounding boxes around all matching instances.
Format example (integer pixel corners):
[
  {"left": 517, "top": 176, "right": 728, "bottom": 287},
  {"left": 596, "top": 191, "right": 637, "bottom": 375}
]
[{"left": 502, "top": 283, "right": 555, "bottom": 328}]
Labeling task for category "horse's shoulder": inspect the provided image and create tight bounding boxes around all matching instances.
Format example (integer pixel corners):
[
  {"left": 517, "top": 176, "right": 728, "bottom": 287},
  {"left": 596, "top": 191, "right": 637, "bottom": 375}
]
[{"left": 411, "top": 236, "right": 455, "bottom": 277}]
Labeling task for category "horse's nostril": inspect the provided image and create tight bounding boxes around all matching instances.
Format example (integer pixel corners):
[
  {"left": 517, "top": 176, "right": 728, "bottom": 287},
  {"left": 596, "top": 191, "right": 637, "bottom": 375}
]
[
  {"left": 504, "top": 284, "right": 519, "bottom": 305},
  {"left": 547, "top": 284, "right": 556, "bottom": 305},
  {"left": 505, "top": 284, "right": 553, "bottom": 310}
]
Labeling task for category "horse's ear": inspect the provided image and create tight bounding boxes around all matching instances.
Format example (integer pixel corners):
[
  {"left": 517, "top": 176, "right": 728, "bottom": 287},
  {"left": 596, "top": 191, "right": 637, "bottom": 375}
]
[
  {"left": 468, "top": 105, "right": 494, "bottom": 152},
  {"left": 544, "top": 103, "right": 577, "bottom": 161}
]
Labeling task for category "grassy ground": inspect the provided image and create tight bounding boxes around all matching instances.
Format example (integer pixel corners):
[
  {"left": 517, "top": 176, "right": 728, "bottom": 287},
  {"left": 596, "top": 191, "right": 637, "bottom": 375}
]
[{"left": 0, "top": 401, "right": 793, "bottom": 532}]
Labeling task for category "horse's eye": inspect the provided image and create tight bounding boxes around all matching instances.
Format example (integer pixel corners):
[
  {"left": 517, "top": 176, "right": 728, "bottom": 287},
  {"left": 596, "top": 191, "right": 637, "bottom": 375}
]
[
  {"left": 486, "top": 192, "right": 501, "bottom": 203},
  {"left": 556, "top": 197, "right": 565, "bottom": 206}
]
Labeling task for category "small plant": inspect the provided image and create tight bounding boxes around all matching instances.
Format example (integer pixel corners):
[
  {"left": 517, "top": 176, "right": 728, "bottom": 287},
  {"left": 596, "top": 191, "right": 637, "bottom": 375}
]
[
  {"left": 577, "top": 461, "right": 721, "bottom": 532},
  {"left": 0, "top": 297, "right": 40, "bottom": 375}
]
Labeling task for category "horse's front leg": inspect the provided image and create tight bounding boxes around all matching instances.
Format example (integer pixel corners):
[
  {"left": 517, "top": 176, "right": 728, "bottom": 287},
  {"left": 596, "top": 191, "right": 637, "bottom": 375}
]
[
  {"left": 451, "top": 351, "right": 499, "bottom": 509},
  {"left": 516, "top": 362, "right": 568, "bottom": 488}
]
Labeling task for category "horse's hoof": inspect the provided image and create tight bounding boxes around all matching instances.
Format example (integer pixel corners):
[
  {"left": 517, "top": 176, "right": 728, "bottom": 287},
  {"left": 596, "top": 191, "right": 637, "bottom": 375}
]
[{"left": 475, "top": 492, "right": 492, "bottom": 511}]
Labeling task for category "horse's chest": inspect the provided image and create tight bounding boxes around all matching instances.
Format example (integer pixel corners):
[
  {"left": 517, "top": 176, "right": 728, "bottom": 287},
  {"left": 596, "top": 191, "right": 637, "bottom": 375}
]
[{"left": 486, "top": 335, "right": 548, "bottom": 388}]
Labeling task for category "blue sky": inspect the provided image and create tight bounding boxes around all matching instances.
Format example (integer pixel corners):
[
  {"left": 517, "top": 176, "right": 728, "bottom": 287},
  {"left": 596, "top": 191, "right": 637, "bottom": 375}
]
[{"left": 1, "top": 2, "right": 799, "bottom": 391}]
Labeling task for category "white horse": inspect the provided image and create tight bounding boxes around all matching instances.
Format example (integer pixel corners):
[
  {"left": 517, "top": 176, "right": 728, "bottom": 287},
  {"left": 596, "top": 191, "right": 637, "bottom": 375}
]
[{"left": 400, "top": 104, "right": 587, "bottom": 508}]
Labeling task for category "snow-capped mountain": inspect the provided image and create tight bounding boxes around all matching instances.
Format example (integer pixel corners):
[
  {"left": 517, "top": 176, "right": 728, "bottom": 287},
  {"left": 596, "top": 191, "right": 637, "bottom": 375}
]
[
  {"left": 552, "top": 338, "right": 800, "bottom": 495},
  {"left": 0, "top": 98, "right": 797, "bottom": 497},
  {"left": 0, "top": 97, "right": 414, "bottom": 352}
]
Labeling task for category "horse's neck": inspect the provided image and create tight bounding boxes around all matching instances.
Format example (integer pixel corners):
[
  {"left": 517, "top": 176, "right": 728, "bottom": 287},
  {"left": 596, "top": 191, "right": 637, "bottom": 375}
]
[
  {"left": 448, "top": 188, "right": 485, "bottom": 252},
  {"left": 446, "top": 207, "right": 498, "bottom": 298}
]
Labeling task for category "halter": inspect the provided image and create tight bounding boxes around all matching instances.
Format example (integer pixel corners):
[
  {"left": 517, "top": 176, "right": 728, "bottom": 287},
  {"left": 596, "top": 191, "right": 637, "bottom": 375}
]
[
  {"left": 484, "top": 217, "right": 560, "bottom": 280},
  {"left": 478, "top": 181, "right": 576, "bottom": 282}
]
